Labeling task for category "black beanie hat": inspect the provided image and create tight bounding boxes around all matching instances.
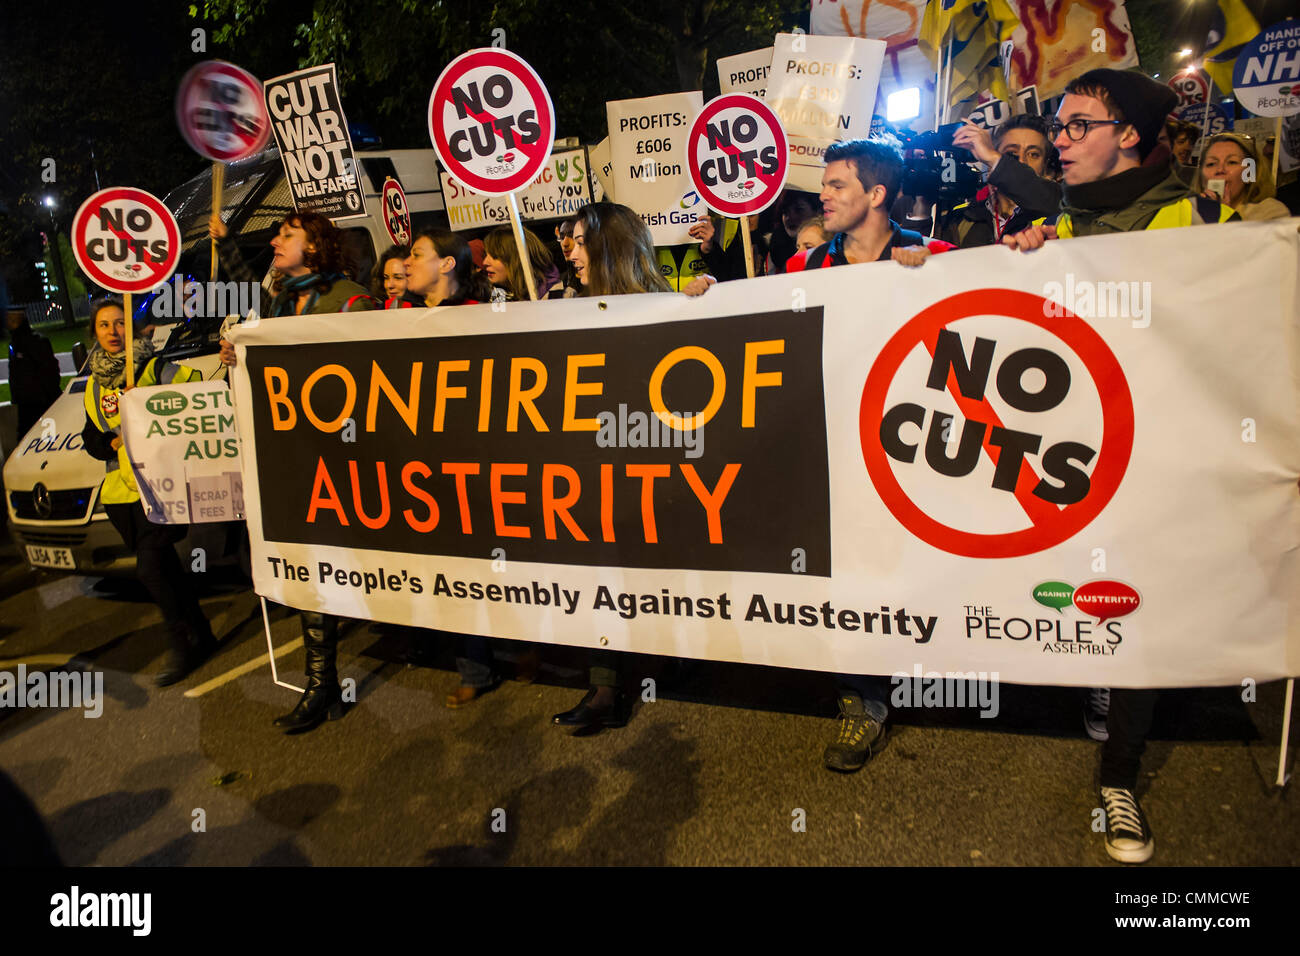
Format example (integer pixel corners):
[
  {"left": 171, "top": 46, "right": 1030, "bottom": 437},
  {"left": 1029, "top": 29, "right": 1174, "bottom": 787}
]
[{"left": 1068, "top": 68, "right": 1178, "bottom": 161}]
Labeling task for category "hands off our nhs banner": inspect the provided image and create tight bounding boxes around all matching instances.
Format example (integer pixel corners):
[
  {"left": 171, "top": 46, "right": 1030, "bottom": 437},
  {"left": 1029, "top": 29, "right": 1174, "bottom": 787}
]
[{"left": 227, "top": 222, "right": 1300, "bottom": 689}]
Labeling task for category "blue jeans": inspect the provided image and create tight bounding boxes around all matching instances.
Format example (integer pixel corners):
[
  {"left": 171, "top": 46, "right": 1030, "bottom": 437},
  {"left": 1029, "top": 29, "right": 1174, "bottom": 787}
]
[
  {"left": 456, "top": 635, "right": 496, "bottom": 688},
  {"left": 837, "top": 674, "right": 890, "bottom": 723}
]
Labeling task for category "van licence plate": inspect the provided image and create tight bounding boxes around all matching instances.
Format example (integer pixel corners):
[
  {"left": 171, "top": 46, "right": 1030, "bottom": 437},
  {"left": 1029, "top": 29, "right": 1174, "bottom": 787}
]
[{"left": 26, "top": 545, "right": 75, "bottom": 569}]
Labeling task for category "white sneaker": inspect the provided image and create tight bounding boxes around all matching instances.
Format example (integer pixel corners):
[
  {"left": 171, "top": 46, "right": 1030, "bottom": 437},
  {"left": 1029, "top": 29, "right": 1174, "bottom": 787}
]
[
  {"left": 1100, "top": 786, "right": 1154, "bottom": 863},
  {"left": 1084, "top": 687, "right": 1110, "bottom": 741}
]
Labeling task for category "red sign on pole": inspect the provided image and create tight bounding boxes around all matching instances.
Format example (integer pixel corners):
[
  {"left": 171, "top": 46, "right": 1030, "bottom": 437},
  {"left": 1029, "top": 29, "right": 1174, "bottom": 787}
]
[
  {"left": 176, "top": 60, "right": 271, "bottom": 162},
  {"left": 859, "top": 289, "right": 1134, "bottom": 559},
  {"left": 1167, "top": 70, "right": 1209, "bottom": 110},
  {"left": 71, "top": 188, "right": 182, "bottom": 294},
  {"left": 381, "top": 177, "right": 411, "bottom": 247},
  {"left": 427, "top": 48, "right": 556, "bottom": 197},
  {"left": 686, "top": 93, "right": 788, "bottom": 217}
]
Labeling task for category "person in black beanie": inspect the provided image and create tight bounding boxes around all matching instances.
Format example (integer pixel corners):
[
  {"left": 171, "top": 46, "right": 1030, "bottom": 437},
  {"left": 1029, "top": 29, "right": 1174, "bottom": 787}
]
[
  {"left": 1006, "top": 68, "right": 1238, "bottom": 241},
  {"left": 1003, "top": 68, "right": 1237, "bottom": 866}
]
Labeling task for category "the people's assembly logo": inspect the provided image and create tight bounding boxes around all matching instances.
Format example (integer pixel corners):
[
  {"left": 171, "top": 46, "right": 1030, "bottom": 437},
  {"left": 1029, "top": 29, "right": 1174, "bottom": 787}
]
[{"left": 964, "top": 579, "right": 1141, "bottom": 657}]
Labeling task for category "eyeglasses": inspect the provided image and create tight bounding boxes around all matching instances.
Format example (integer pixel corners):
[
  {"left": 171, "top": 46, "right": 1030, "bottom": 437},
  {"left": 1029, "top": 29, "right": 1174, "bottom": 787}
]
[{"left": 1049, "top": 118, "right": 1124, "bottom": 142}]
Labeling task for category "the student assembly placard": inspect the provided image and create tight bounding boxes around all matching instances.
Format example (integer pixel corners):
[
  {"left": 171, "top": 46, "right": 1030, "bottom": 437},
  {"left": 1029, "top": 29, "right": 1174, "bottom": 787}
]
[{"left": 227, "top": 221, "right": 1300, "bottom": 689}]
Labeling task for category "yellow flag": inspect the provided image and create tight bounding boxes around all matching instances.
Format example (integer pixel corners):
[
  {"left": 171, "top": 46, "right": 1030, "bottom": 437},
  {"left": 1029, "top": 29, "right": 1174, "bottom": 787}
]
[
  {"left": 1203, "top": 0, "right": 1261, "bottom": 94},
  {"left": 920, "top": 0, "right": 1020, "bottom": 110}
]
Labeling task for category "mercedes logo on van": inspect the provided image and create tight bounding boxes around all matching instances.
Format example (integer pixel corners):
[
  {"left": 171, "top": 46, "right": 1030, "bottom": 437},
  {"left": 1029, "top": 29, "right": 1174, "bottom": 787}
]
[{"left": 33, "top": 482, "right": 52, "bottom": 519}]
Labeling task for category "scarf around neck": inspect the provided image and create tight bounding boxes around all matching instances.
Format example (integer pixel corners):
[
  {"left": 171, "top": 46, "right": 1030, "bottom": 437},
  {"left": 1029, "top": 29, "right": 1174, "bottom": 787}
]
[
  {"left": 273, "top": 272, "right": 344, "bottom": 316},
  {"left": 89, "top": 336, "right": 156, "bottom": 389}
]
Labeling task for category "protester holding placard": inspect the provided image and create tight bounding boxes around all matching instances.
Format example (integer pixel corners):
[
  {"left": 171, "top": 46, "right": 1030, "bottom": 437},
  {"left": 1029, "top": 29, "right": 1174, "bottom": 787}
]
[
  {"left": 552, "top": 201, "right": 672, "bottom": 731},
  {"left": 212, "top": 213, "right": 374, "bottom": 733},
  {"left": 688, "top": 215, "right": 766, "bottom": 282},
  {"left": 482, "top": 226, "right": 565, "bottom": 301},
  {"left": 79, "top": 299, "right": 217, "bottom": 688},
  {"left": 1195, "top": 133, "right": 1289, "bottom": 221},
  {"left": 1003, "top": 69, "right": 1241, "bottom": 864},
  {"left": 211, "top": 213, "right": 376, "bottom": 320}
]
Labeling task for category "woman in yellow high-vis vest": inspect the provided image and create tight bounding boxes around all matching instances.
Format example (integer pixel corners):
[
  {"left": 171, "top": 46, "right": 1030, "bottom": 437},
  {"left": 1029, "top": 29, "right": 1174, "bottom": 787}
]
[{"left": 80, "top": 298, "right": 216, "bottom": 687}]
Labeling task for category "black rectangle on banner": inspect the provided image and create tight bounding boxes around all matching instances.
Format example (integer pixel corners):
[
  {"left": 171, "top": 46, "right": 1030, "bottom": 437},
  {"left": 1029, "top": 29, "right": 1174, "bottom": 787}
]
[
  {"left": 263, "top": 64, "right": 367, "bottom": 221},
  {"left": 244, "top": 309, "right": 831, "bottom": 575}
]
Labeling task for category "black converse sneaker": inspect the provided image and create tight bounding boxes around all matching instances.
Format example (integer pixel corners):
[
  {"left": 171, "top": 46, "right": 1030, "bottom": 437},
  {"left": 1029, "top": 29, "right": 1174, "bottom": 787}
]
[
  {"left": 823, "top": 693, "right": 885, "bottom": 773},
  {"left": 1084, "top": 687, "right": 1110, "bottom": 741},
  {"left": 1100, "top": 786, "right": 1154, "bottom": 863}
]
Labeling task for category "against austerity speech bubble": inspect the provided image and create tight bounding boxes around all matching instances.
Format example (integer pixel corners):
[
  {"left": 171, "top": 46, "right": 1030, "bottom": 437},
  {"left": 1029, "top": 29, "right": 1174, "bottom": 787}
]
[
  {"left": 1072, "top": 580, "right": 1141, "bottom": 624},
  {"left": 1032, "top": 581, "right": 1075, "bottom": 613}
]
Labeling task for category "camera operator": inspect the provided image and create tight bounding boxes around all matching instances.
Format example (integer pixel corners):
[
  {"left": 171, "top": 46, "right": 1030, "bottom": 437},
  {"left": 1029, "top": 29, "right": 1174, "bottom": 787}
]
[{"left": 940, "top": 115, "right": 1063, "bottom": 248}]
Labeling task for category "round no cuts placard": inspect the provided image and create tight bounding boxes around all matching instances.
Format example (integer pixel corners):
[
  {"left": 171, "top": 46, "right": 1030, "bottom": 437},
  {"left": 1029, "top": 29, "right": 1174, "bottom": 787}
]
[
  {"left": 859, "top": 289, "right": 1134, "bottom": 559},
  {"left": 71, "top": 187, "right": 181, "bottom": 294},
  {"left": 175, "top": 60, "right": 272, "bottom": 161},
  {"left": 687, "top": 94, "right": 788, "bottom": 217},
  {"left": 428, "top": 48, "right": 556, "bottom": 196},
  {"left": 381, "top": 176, "right": 411, "bottom": 246}
]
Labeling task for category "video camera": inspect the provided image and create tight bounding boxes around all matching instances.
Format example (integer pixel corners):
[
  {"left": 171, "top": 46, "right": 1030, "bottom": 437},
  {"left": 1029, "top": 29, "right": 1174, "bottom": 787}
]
[{"left": 890, "top": 122, "right": 984, "bottom": 206}]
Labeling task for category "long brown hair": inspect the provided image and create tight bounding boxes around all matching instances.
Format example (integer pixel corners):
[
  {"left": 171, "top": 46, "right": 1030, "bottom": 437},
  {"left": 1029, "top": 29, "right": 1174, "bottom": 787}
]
[
  {"left": 483, "top": 226, "right": 554, "bottom": 299},
  {"left": 414, "top": 228, "right": 491, "bottom": 304},
  {"left": 573, "top": 202, "right": 672, "bottom": 297},
  {"left": 271, "top": 212, "right": 353, "bottom": 294}
]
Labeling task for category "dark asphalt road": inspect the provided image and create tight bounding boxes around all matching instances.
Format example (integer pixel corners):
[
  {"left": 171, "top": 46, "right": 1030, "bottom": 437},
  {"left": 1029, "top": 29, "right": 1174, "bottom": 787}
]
[{"left": 0, "top": 542, "right": 1295, "bottom": 866}]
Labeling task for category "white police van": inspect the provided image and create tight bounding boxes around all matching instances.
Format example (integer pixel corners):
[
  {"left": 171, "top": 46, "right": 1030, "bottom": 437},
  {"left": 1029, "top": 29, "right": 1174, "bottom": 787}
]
[{"left": 3, "top": 146, "right": 446, "bottom": 575}]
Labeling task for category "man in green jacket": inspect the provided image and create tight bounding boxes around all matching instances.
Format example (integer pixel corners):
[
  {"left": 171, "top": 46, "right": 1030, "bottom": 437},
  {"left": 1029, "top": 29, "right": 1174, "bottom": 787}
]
[{"left": 1004, "top": 68, "right": 1237, "bottom": 865}]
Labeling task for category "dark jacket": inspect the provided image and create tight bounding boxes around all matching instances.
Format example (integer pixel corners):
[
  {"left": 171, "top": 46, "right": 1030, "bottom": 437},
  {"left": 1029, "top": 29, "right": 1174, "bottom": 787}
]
[
  {"left": 940, "top": 155, "right": 1062, "bottom": 249},
  {"left": 1050, "top": 164, "right": 1237, "bottom": 237},
  {"left": 786, "top": 220, "right": 956, "bottom": 271},
  {"left": 7, "top": 324, "right": 63, "bottom": 435},
  {"left": 216, "top": 234, "right": 376, "bottom": 316}
]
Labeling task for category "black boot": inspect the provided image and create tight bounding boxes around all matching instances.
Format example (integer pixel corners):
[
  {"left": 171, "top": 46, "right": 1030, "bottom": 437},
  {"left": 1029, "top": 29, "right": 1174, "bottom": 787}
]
[
  {"left": 157, "top": 621, "right": 202, "bottom": 687},
  {"left": 273, "top": 613, "right": 344, "bottom": 734}
]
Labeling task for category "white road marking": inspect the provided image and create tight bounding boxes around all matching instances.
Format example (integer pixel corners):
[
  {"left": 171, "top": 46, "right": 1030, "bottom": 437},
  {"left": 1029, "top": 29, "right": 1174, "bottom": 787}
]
[
  {"left": 183, "top": 638, "right": 303, "bottom": 698},
  {"left": 0, "top": 653, "right": 78, "bottom": 669}
]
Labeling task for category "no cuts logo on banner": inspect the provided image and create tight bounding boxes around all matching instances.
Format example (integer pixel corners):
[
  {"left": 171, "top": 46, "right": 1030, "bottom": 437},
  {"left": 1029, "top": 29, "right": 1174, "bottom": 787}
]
[
  {"left": 71, "top": 187, "right": 181, "bottom": 294},
  {"left": 860, "top": 289, "right": 1134, "bottom": 559},
  {"left": 381, "top": 177, "right": 411, "bottom": 246},
  {"left": 687, "top": 94, "right": 788, "bottom": 217},
  {"left": 1167, "top": 70, "right": 1209, "bottom": 109},
  {"left": 175, "top": 60, "right": 271, "bottom": 162},
  {"left": 428, "top": 48, "right": 556, "bottom": 196}
]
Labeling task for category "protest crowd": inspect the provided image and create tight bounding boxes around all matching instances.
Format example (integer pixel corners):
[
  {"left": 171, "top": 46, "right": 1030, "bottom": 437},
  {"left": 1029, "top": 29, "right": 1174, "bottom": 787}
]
[{"left": 8, "top": 2, "right": 1300, "bottom": 871}]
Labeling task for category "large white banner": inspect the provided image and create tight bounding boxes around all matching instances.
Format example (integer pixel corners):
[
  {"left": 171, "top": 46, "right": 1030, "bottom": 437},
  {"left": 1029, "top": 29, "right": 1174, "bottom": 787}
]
[
  {"left": 765, "top": 32, "right": 886, "bottom": 192},
  {"left": 228, "top": 221, "right": 1300, "bottom": 688},
  {"left": 607, "top": 92, "right": 704, "bottom": 244}
]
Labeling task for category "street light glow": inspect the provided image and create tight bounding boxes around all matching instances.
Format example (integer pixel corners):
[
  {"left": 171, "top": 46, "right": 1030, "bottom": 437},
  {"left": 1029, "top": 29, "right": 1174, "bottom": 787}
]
[
  {"left": 1178, "top": 48, "right": 1193, "bottom": 57},
  {"left": 42, "top": 195, "right": 56, "bottom": 208}
]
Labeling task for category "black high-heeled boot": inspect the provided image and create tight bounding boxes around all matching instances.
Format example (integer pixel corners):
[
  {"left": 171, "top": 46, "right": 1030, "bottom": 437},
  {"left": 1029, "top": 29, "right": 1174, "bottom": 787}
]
[{"left": 273, "top": 612, "right": 344, "bottom": 734}]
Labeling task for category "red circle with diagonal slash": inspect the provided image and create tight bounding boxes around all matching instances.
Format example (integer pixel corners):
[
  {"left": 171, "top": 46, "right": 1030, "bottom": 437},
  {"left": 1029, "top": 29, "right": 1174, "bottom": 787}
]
[
  {"left": 381, "top": 177, "right": 411, "bottom": 246},
  {"left": 175, "top": 60, "right": 271, "bottom": 162},
  {"left": 71, "top": 187, "right": 181, "bottom": 294},
  {"left": 428, "top": 48, "right": 555, "bottom": 196},
  {"left": 859, "top": 288, "right": 1134, "bottom": 559},
  {"left": 687, "top": 93, "right": 788, "bottom": 217}
]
